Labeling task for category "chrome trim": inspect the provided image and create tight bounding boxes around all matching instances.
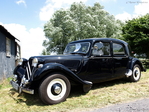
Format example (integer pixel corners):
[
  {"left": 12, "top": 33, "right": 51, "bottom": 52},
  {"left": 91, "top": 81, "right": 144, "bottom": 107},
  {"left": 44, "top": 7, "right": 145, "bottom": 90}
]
[
  {"left": 25, "top": 61, "right": 32, "bottom": 80},
  {"left": 22, "top": 88, "right": 34, "bottom": 94},
  {"left": 18, "top": 58, "right": 23, "bottom": 65},
  {"left": 20, "top": 75, "right": 24, "bottom": 85},
  {"left": 38, "top": 64, "right": 43, "bottom": 68},
  {"left": 10, "top": 80, "right": 34, "bottom": 94},
  {"left": 27, "top": 62, "right": 32, "bottom": 77},
  {"left": 125, "top": 69, "right": 132, "bottom": 77},
  {"left": 90, "top": 56, "right": 112, "bottom": 59},
  {"left": 11, "top": 60, "right": 36, "bottom": 95},
  {"left": 26, "top": 66, "right": 30, "bottom": 80},
  {"left": 10, "top": 80, "right": 19, "bottom": 91},
  {"left": 32, "top": 58, "right": 38, "bottom": 67},
  {"left": 12, "top": 75, "right": 18, "bottom": 81}
]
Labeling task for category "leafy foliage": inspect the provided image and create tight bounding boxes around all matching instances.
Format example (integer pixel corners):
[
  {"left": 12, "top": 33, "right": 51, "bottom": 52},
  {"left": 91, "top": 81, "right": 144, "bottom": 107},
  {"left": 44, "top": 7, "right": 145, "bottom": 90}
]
[
  {"left": 43, "top": 2, "right": 123, "bottom": 54},
  {"left": 122, "top": 14, "right": 149, "bottom": 58},
  {"left": 41, "top": 49, "right": 50, "bottom": 55}
]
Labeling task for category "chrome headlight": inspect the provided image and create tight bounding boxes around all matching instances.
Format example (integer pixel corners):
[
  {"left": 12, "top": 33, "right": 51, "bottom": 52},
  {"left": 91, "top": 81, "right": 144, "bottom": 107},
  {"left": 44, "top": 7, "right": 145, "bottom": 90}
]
[
  {"left": 32, "top": 58, "right": 38, "bottom": 67},
  {"left": 18, "top": 58, "right": 23, "bottom": 65}
]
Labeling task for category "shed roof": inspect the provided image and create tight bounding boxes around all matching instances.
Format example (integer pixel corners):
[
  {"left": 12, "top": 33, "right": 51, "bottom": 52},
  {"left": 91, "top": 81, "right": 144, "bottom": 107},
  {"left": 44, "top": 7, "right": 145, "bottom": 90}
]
[{"left": 0, "top": 25, "right": 20, "bottom": 41}]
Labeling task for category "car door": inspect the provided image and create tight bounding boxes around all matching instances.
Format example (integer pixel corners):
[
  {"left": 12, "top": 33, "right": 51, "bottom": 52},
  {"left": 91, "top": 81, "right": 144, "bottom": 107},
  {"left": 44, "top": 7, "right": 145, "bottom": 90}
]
[
  {"left": 85, "top": 41, "right": 114, "bottom": 83},
  {"left": 112, "top": 42, "right": 129, "bottom": 77}
]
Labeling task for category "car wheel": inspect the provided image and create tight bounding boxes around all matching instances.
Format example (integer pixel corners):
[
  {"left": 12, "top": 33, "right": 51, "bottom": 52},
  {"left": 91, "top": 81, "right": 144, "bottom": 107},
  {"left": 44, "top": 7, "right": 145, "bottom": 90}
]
[
  {"left": 39, "top": 73, "right": 71, "bottom": 105},
  {"left": 129, "top": 64, "right": 141, "bottom": 82}
]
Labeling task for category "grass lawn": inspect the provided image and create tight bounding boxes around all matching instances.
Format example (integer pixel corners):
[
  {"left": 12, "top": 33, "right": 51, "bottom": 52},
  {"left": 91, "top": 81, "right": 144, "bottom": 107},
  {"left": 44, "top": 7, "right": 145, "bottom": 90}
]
[{"left": 0, "top": 70, "right": 149, "bottom": 112}]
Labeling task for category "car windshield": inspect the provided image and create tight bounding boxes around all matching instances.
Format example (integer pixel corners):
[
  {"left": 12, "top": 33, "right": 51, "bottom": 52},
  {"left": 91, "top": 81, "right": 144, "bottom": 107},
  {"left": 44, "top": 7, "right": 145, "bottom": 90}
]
[{"left": 63, "top": 42, "right": 90, "bottom": 55}]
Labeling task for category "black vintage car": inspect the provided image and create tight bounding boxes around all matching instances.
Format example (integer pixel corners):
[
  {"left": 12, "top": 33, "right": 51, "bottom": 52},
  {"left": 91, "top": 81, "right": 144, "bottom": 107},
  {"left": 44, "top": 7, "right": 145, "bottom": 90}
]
[{"left": 10, "top": 38, "right": 145, "bottom": 105}]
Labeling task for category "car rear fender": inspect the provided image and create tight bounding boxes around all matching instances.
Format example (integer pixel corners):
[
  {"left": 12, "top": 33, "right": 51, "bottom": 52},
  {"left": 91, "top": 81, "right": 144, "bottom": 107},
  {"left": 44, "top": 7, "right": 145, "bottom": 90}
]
[
  {"left": 125, "top": 58, "right": 146, "bottom": 77},
  {"left": 127, "top": 58, "right": 146, "bottom": 72}
]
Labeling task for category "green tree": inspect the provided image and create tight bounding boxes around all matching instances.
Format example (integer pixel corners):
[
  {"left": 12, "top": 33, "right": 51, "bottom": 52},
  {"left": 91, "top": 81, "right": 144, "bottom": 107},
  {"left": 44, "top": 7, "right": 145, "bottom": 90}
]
[
  {"left": 43, "top": 2, "right": 123, "bottom": 54},
  {"left": 41, "top": 49, "right": 50, "bottom": 55},
  {"left": 122, "top": 14, "right": 149, "bottom": 58}
]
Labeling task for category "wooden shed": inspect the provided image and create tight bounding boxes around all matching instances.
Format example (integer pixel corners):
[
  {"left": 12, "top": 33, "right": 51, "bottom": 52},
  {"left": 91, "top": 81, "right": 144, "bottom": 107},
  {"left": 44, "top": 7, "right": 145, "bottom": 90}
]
[{"left": 0, "top": 25, "right": 21, "bottom": 81}]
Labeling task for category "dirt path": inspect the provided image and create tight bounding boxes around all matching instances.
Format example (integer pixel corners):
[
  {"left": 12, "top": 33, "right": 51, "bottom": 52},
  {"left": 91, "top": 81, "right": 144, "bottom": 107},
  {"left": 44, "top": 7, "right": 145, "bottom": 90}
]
[{"left": 89, "top": 98, "right": 149, "bottom": 112}]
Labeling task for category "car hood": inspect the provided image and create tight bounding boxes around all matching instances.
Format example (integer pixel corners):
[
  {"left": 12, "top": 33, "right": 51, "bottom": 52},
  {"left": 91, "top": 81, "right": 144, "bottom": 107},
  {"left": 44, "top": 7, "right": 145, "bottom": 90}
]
[{"left": 30, "top": 54, "right": 83, "bottom": 69}]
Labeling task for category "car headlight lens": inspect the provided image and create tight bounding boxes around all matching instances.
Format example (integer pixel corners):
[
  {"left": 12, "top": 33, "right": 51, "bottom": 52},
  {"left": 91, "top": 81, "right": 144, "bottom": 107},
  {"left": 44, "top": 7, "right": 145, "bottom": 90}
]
[
  {"left": 18, "top": 58, "right": 23, "bottom": 65},
  {"left": 32, "top": 58, "right": 38, "bottom": 67}
]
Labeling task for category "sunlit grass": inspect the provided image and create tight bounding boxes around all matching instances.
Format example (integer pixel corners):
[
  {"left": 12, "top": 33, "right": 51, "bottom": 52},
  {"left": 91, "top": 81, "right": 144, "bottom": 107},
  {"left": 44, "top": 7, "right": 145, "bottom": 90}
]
[{"left": 0, "top": 70, "right": 149, "bottom": 112}]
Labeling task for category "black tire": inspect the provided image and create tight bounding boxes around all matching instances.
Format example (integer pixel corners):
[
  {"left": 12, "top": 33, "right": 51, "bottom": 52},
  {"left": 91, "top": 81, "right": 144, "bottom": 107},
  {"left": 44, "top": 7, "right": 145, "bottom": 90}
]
[
  {"left": 39, "top": 73, "right": 71, "bottom": 105},
  {"left": 129, "top": 64, "right": 141, "bottom": 82}
]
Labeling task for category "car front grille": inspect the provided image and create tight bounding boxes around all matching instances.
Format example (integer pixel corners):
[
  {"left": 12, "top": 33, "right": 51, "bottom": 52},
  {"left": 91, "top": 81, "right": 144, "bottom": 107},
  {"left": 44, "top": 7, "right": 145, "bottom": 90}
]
[
  {"left": 27, "top": 58, "right": 38, "bottom": 81},
  {"left": 25, "top": 61, "right": 32, "bottom": 80}
]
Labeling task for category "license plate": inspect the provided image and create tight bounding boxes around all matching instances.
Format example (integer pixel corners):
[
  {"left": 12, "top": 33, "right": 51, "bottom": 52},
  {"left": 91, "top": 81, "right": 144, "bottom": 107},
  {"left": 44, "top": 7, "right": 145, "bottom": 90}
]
[{"left": 10, "top": 81, "right": 19, "bottom": 91}]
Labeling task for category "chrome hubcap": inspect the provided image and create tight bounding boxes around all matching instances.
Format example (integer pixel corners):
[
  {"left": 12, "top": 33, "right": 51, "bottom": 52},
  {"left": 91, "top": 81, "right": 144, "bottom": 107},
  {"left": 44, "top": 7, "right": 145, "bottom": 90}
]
[
  {"left": 133, "top": 67, "right": 140, "bottom": 80},
  {"left": 47, "top": 78, "right": 67, "bottom": 101},
  {"left": 51, "top": 83, "right": 62, "bottom": 95},
  {"left": 135, "top": 70, "right": 139, "bottom": 76}
]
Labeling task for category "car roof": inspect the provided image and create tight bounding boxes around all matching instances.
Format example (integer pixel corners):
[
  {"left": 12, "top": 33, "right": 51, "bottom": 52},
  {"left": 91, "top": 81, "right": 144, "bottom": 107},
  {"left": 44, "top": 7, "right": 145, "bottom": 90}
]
[{"left": 69, "top": 38, "right": 127, "bottom": 45}]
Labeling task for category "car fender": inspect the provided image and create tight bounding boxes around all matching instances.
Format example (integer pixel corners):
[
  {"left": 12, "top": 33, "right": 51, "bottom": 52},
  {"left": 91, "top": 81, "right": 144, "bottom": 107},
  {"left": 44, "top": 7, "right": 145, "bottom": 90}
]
[
  {"left": 129, "top": 58, "right": 145, "bottom": 71},
  {"left": 33, "top": 63, "right": 92, "bottom": 92},
  {"left": 126, "top": 58, "right": 146, "bottom": 77},
  {"left": 126, "top": 58, "right": 146, "bottom": 76}
]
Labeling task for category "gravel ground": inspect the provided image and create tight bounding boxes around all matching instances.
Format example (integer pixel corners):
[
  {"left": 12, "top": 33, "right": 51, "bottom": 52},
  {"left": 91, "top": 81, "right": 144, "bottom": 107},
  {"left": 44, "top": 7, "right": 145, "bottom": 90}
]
[{"left": 90, "top": 98, "right": 149, "bottom": 112}]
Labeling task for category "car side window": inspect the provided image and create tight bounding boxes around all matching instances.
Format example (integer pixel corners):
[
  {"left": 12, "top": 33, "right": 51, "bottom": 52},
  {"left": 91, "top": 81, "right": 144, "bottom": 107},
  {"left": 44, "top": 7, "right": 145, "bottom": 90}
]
[
  {"left": 113, "top": 43, "right": 125, "bottom": 56},
  {"left": 92, "top": 42, "right": 110, "bottom": 56}
]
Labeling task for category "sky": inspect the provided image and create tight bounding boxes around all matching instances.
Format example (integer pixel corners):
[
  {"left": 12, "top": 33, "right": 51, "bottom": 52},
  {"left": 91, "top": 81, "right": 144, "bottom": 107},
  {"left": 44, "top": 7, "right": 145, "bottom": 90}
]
[{"left": 0, "top": 0, "right": 149, "bottom": 59}]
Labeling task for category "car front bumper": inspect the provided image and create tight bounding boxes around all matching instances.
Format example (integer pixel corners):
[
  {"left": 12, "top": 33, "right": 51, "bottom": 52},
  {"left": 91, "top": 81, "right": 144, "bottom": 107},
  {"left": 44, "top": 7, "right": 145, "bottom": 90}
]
[{"left": 10, "top": 80, "right": 34, "bottom": 94}]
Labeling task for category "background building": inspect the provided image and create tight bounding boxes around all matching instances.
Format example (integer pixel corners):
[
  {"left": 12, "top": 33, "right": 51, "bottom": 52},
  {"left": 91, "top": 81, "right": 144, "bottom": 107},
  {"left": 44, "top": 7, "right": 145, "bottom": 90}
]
[{"left": 0, "top": 25, "right": 21, "bottom": 81}]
